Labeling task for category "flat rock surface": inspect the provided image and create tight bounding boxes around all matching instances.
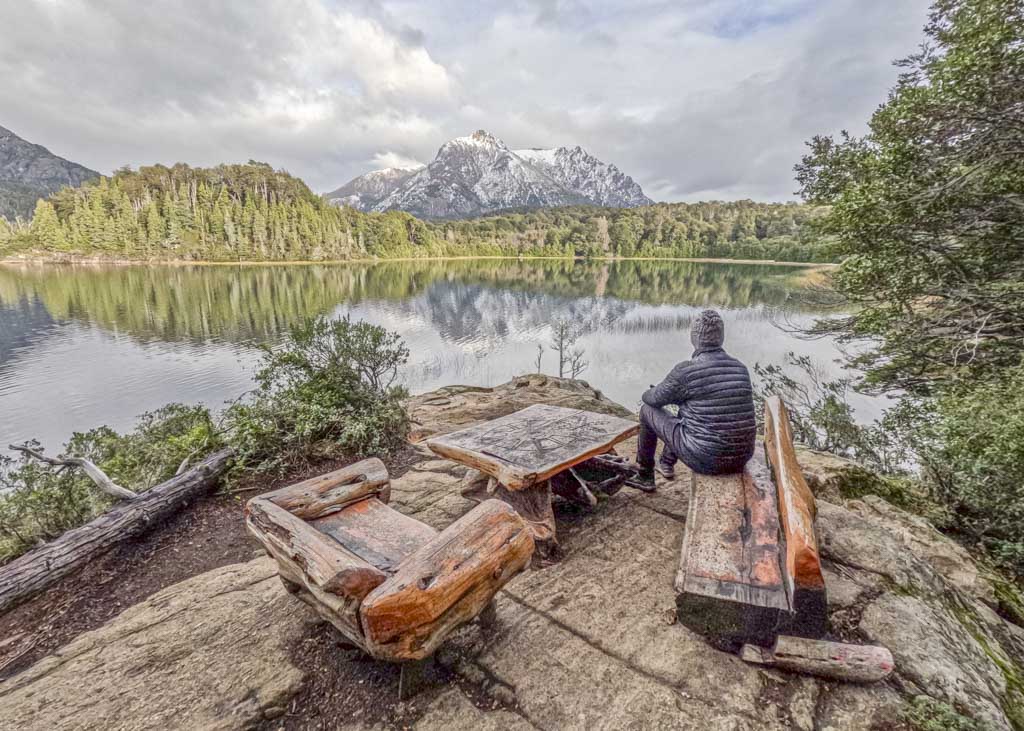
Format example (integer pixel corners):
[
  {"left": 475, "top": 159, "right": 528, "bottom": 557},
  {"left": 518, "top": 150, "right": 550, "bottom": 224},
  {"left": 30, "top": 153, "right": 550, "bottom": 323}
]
[
  {"left": 0, "top": 557, "right": 310, "bottom": 730},
  {"left": 3, "top": 375, "right": 1022, "bottom": 730}
]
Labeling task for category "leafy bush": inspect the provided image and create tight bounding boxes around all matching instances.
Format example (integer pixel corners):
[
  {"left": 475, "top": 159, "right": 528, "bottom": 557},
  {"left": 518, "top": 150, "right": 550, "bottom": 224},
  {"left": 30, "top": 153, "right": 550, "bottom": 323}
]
[
  {"left": 0, "top": 404, "right": 220, "bottom": 563},
  {"left": 920, "top": 364, "right": 1024, "bottom": 580},
  {"left": 224, "top": 315, "right": 410, "bottom": 474},
  {"left": 0, "top": 450, "right": 105, "bottom": 563},
  {"left": 71, "top": 404, "right": 222, "bottom": 490}
]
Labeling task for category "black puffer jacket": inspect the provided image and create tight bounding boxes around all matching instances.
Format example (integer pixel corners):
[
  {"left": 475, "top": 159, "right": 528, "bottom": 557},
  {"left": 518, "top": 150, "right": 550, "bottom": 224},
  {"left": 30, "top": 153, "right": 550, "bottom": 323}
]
[{"left": 642, "top": 312, "right": 757, "bottom": 474}]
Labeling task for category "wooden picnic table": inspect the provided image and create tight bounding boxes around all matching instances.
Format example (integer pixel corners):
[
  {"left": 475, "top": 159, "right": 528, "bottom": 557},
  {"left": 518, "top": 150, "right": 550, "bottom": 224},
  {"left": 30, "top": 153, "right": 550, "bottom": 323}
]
[{"left": 426, "top": 404, "right": 640, "bottom": 551}]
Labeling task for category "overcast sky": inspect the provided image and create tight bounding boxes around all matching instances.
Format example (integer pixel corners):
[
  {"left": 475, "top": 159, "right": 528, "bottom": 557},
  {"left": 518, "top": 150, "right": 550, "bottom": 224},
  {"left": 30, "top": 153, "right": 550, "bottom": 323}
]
[{"left": 0, "top": 0, "right": 931, "bottom": 201}]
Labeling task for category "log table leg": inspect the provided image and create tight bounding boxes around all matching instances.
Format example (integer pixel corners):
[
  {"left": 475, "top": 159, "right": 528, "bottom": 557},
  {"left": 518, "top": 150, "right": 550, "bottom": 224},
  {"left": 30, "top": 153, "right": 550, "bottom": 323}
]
[
  {"left": 457, "top": 470, "right": 558, "bottom": 553},
  {"left": 550, "top": 469, "right": 598, "bottom": 508},
  {"left": 460, "top": 458, "right": 641, "bottom": 562}
]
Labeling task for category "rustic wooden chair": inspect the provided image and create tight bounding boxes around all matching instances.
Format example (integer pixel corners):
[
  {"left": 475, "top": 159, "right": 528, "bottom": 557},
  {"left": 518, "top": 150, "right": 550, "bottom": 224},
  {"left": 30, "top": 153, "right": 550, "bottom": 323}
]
[{"left": 246, "top": 458, "right": 535, "bottom": 693}]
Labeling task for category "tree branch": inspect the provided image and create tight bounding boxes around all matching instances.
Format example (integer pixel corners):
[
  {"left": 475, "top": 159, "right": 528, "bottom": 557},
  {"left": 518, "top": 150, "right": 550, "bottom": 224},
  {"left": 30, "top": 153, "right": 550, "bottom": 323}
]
[{"left": 8, "top": 444, "right": 137, "bottom": 502}]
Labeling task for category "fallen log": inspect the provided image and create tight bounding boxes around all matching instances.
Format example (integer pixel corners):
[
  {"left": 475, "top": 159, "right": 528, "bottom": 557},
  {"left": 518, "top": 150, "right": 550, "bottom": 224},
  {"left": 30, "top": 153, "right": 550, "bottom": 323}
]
[
  {"left": 0, "top": 448, "right": 234, "bottom": 614},
  {"left": 740, "top": 635, "right": 895, "bottom": 683}
]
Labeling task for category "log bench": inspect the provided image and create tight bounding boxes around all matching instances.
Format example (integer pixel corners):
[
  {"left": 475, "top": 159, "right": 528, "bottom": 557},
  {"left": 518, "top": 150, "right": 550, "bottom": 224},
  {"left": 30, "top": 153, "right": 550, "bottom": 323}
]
[
  {"left": 674, "top": 396, "right": 828, "bottom": 649},
  {"left": 245, "top": 458, "right": 535, "bottom": 669}
]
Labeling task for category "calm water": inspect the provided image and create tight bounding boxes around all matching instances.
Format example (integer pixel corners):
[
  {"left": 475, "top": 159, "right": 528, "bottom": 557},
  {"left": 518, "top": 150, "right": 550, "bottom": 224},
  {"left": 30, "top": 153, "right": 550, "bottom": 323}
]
[{"left": 0, "top": 259, "right": 869, "bottom": 450}]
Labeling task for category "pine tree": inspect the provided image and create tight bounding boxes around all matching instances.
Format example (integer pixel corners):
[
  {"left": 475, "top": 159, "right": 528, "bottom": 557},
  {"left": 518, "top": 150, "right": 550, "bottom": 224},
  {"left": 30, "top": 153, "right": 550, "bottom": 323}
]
[{"left": 30, "top": 199, "right": 68, "bottom": 250}]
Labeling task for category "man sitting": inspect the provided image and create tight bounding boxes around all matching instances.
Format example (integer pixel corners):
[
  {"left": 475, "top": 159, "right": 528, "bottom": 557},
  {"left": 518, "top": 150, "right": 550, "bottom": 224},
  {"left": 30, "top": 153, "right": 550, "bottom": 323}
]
[{"left": 633, "top": 309, "right": 757, "bottom": 488}]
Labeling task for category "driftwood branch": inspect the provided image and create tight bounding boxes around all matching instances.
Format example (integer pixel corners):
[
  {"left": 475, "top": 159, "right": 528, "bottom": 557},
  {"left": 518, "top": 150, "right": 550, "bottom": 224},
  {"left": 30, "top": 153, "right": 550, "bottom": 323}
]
[
  {"left": 9, "top": 444, "right": 137, "bottom": 502},
  {"left": 0, "top": 448, "right": 234, "bottom": 614},
  {"left": 741, "top": 635, "right": 894, "bottom": 683}
]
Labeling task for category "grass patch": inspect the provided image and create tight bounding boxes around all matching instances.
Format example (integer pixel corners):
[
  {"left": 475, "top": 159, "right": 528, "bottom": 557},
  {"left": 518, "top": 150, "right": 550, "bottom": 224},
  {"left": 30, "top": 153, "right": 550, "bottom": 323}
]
[
  {"left": 900, "top": 696, "right": 991, "bottom": 731},
  {"left": 833, "top": 466, "right": 953, "bottom": 529}
]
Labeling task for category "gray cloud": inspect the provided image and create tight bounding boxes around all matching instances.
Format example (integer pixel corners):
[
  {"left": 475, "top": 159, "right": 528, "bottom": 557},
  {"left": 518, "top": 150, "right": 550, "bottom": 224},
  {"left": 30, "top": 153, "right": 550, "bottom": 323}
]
[{"left": 0, "top": 0, "right": 930, "bottom": 200}]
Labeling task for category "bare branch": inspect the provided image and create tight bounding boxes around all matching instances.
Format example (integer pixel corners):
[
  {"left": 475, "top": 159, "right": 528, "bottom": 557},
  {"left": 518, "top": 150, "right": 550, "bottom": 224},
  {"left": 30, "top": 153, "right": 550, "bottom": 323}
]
[
  {"left": 175, "top": 457, "right": 191, "bottom": 476},
  {"left": 8, "top": 444, "right": 137, "bottom": 502},
  {"left": 568, "top": 348, "right": 588, "bottom": 379}
]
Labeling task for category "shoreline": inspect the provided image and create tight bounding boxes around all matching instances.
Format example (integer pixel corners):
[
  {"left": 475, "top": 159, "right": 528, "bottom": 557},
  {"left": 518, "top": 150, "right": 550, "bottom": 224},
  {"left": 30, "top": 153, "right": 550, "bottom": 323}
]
[{"left": 0, "top": 253, "right": 837, "bottom": 269}]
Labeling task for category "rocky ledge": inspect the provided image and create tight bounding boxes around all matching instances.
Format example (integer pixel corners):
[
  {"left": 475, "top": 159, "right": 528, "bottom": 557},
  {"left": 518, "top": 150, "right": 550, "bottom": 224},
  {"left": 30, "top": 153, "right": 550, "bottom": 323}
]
[{"left": 1, "top": 375, "right": 1022, "bottom": 730}]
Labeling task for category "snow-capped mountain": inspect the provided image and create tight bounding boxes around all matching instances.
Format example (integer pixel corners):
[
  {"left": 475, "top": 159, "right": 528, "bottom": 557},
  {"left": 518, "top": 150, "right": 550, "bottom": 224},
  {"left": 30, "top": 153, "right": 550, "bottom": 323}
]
[
  {"left": 326, "top": 130, "right": 652, "bottom": 219},
  {"left": 514, "top": 145, "right": 651, "bottom": 208},
  {"left": 323, "top": 166, "right": 422, "bottom": 211}
]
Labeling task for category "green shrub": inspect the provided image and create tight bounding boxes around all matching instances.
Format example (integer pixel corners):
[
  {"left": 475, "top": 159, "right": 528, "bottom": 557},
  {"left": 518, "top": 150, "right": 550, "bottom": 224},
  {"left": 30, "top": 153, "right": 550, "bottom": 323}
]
[
  {"left": 0, "top": 450, "right": 106, "bottom": 563},
  {"left": 224, "top": 315, "right": 410, "bottom": 474},
  {"left": 922, "top": 365, "right": 1024, "bottom": 581},
  {"left": 0, "top": 404, "right": 220, "bottom": 563},
  {"left": 70, "top": 404, "right": 222, "bottom": 490}
]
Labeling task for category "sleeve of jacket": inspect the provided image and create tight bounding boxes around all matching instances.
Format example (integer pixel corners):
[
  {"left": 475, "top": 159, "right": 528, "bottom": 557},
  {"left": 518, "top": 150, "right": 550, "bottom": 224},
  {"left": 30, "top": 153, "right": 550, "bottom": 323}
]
[{"left": 641, "top": 362, "right": 691, "bottom": 408}]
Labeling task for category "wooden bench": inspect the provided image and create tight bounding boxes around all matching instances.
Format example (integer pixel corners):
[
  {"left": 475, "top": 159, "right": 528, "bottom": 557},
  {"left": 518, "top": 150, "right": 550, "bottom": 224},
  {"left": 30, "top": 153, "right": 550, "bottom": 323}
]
[
  {"left": 245, "top": 458, "right": 535, "bottom": 665},
  {"left": 674, "top": 396, "right": 827, "bottom": 648}
]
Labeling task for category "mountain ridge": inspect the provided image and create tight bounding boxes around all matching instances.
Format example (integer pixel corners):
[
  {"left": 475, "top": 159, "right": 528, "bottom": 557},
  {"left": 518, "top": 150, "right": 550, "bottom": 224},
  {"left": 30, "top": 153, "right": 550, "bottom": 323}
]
[
  {"left": 326, "top": 130, "right": 652, "bottom": 219},
  {"left": 0, "top": 124, "right": 99, "bottom": 221}
]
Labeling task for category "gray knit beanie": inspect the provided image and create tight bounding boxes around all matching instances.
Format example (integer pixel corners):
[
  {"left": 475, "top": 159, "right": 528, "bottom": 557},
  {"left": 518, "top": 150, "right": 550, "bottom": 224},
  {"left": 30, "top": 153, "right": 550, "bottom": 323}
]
[{"left": 690, "top": 309, "right": 725, "bottom": 350}]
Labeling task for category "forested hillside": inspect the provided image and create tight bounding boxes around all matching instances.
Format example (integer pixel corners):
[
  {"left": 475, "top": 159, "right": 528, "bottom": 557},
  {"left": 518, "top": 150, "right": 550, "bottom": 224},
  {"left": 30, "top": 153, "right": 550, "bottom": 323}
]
[{"left": 0, "top": 162, "right": 831, "bottom": 262}]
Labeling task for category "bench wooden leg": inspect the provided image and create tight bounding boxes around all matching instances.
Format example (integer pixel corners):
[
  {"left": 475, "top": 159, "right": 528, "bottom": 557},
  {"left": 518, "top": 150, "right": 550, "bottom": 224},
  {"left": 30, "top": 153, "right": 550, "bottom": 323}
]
[
  {"left": 399, "top": 655, "right": 438, "bottom": 700},
  {"left": 478, "top": 599, "right": 499, "bottom": 628}
]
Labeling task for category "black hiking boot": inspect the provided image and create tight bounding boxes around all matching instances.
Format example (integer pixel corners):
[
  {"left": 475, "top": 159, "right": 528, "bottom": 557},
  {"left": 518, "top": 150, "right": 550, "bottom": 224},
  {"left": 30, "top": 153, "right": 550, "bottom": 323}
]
[{"left": 626, "top": 466, "right": 657, "bottom": 493}]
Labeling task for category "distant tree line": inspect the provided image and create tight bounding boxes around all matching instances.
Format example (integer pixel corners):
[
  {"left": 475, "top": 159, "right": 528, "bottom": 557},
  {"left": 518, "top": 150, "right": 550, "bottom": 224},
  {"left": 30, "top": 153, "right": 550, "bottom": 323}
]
[{"left": 0, "top": 162, "right": 833, "bottom": 263}]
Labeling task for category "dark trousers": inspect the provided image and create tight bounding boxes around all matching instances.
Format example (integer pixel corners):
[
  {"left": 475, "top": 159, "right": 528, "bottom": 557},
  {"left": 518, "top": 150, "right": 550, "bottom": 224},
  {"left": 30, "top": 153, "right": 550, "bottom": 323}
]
[{"left": 637, "top": 404, "right": 681, "bottom": 471}]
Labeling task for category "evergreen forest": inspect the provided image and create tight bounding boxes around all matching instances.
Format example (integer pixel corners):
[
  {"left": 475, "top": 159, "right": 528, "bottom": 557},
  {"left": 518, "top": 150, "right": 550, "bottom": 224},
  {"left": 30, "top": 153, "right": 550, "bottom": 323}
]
[{"left": 0, "top": 162, "right": 830, "bottom": 263}]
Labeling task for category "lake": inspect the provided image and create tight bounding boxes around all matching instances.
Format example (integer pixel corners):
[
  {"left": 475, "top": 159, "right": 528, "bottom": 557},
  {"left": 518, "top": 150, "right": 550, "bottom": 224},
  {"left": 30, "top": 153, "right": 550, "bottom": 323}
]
[{"left": 0, "top": 258, "right": 869, "bottom": 451}]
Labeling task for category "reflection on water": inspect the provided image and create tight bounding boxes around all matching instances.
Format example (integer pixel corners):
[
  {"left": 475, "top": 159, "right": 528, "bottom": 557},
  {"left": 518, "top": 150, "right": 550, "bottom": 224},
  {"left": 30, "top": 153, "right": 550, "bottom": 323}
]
[{"left": 0, "top": 259, "right": 856, "bottom": 450}]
